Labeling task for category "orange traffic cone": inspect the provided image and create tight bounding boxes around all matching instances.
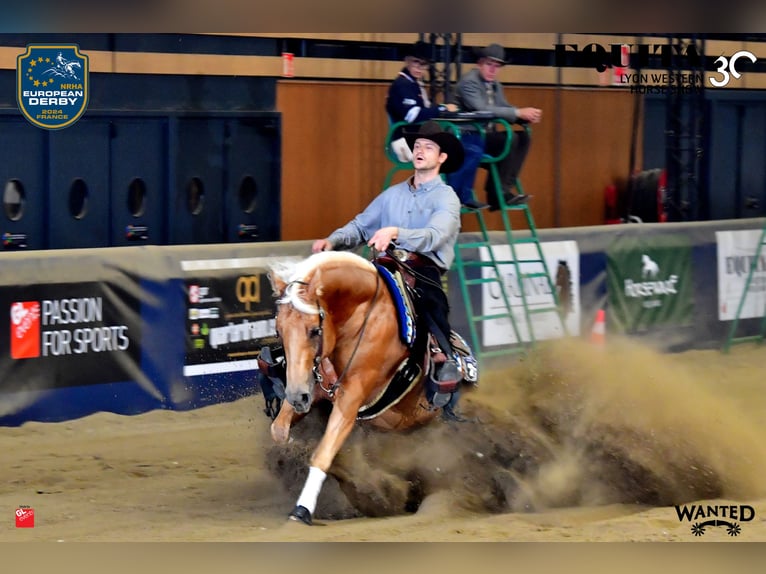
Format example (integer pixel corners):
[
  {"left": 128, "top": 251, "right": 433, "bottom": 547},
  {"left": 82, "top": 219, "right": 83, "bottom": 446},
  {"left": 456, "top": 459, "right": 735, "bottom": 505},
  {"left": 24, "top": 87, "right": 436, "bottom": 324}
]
[{"left": 590, "top": 308, "right": 606, "bottom": 346}]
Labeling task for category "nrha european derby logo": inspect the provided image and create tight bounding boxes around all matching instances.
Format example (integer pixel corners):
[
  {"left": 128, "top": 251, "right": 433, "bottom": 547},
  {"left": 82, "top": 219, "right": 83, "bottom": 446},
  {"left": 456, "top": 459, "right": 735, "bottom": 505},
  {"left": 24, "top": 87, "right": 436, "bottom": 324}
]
[{"left": 16, "top": 44, "right": 89, "bottom": 130}]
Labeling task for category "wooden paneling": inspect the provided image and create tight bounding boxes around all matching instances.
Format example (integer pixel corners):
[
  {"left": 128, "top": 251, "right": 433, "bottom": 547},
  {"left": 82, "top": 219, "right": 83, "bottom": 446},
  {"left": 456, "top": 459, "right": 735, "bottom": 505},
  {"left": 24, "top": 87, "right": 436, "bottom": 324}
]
[
  {"left": 277, "top": 81, "right": 642, "bottom": 240},
  {"left": 559, "top": 88, "right": 641, "bottom": 227},
  {"left": 277, "top": 81, "right": 392, "bottom": 241}
]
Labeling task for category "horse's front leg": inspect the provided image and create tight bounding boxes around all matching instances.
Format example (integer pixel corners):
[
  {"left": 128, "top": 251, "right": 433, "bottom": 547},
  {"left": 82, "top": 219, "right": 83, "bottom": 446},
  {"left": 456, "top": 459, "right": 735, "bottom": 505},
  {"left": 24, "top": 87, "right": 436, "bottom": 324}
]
[
  {"left": 289, "top": 392, "right": 363, "bottom": 525},
  {"left": 270, "top": 400, "right": 298, "bottom": 444}
]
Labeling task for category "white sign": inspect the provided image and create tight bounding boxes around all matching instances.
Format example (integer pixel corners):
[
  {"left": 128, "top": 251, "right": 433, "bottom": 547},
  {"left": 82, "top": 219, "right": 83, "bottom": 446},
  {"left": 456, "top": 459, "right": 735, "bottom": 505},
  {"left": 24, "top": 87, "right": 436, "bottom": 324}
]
[
  {"left": 481, "top": 240, "right": 581, "bottom": 346},
  {"left": 716, "top": 229, "right": 766, "bottom": 320},
  {"left": 709, "top": 50, "right": 757, "bottom": 88}
]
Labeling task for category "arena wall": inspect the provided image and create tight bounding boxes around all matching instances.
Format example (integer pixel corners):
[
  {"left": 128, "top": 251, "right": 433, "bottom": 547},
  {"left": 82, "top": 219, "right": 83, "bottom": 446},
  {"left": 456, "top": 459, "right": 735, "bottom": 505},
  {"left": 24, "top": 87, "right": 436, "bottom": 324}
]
[{"left": 1, "top": 216, "right": 763, "bottom": 426}]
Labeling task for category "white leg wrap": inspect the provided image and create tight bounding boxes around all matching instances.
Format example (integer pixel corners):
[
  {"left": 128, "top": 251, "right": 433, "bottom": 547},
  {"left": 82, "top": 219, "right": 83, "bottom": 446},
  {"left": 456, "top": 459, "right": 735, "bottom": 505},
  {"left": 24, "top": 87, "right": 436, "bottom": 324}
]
[{"left": 295, "top": 466, "right": 327, "bottom": 515}]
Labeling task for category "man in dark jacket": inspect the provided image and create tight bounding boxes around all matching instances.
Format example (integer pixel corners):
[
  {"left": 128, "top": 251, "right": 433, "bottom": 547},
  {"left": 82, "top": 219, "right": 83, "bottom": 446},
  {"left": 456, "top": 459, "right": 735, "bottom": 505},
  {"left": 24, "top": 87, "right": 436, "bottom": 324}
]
[
  {"left": 453, "top": 43, "right": 543, "bottom": 210},
  {"left": 386, "top": 41, "right": 487, "bottom": 209},
  {"left": 386, "top": 41, "right": 457, "bottom": 135}
]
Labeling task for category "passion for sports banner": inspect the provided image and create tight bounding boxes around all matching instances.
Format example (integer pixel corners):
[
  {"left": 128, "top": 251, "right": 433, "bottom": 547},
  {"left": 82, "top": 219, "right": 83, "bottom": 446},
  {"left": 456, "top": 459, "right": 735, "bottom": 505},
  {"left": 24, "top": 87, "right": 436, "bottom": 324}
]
[
  {"left": 607, "top": 235, "right": 694, "bottom": 333},
  {"left": 0, "top": 281, "right": 142, "bottom": 393}
]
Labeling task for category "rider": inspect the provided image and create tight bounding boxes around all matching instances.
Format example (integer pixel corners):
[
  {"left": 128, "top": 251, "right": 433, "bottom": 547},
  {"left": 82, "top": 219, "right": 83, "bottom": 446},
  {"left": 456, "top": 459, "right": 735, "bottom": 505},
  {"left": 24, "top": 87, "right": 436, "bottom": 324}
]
[{"left": 311, "top": 121, "right": 465, "bottom": 417}]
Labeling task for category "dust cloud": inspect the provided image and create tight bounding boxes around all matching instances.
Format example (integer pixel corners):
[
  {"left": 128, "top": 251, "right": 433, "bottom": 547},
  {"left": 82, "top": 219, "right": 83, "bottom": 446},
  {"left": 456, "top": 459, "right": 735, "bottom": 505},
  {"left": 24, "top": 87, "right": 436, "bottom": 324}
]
[{"left": 268, "top": 338, "right": 766, "bottom": 519}]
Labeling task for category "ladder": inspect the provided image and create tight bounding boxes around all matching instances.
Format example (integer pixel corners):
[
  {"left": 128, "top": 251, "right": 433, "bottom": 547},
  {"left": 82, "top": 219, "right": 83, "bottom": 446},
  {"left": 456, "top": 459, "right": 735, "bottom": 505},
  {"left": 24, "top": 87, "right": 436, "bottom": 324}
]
[
  {"left": 722, "top": 223, "right": 766, "bottom": 353},
  {"left": 451, "top": 120, "right": 568, "bottom": 363}
]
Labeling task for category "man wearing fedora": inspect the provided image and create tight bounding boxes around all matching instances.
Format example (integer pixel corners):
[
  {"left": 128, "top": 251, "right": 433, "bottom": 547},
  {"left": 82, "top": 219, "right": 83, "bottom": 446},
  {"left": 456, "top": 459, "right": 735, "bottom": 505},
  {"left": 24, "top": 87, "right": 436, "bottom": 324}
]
[
  {"left": 386, "top": 41, "right": 458, "bottom": 137},
  {"left": 452, "top": 43, "right": 543, "bottom": 210},
  {"left": 312, "top": 121, "right": 466, "bottom": 416}
]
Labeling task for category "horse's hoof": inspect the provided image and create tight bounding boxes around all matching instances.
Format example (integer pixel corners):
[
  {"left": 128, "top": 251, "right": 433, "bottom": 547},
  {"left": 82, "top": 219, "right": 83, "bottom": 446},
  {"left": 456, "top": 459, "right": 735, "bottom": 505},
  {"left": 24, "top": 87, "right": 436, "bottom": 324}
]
[
  {"left": 270, "top": 422, "right": 290, "bottom": 444},
  {"left": 288, "top": 505, "right": 313, "bottom": 525}
]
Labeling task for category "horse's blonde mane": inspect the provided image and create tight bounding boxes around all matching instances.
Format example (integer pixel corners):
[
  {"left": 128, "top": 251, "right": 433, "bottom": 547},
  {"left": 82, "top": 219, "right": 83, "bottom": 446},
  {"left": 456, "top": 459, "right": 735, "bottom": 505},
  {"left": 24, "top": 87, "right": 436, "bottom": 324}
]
[{"left": 270, "top": 251, "right": 375, "bottom": 314}]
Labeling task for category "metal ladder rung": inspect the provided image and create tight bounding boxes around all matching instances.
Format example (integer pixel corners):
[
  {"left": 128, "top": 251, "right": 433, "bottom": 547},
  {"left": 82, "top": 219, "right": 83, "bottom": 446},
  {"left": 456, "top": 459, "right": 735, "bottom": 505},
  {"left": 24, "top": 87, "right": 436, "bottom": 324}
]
[
  {"left": 510, "top": 237, "right": 540, "bottom": 244},
  {"left": 521, "top": 272, "right": 549, "bottom": 279},
  {"left": 491, "top": 258, "right": 542, "bottom": 266},
  {"left": 460, "top": 260, "right": 503, "bottom": 269},
  {"left": 472, "top": 313, "right": 514, "bottom": 321},
  {"left": 728, "top": 335, "right": 765, "bottom": 345},
  {"left": 464, "top": 277, "right": 502, "bottom": 286},
  {"left": 458, "top": 258, "right": 546, "bottom": 269},
  {"left": 457, "top": 241, "right": 492, "bottom": 250}
]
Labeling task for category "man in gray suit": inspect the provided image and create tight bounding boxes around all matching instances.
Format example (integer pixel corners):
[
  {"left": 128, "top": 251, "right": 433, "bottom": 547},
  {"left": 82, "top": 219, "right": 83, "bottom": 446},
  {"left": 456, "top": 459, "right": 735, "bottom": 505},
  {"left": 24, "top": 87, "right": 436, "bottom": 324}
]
[{"left": 452, "top": 44, "right": 542, "bottom": 210}]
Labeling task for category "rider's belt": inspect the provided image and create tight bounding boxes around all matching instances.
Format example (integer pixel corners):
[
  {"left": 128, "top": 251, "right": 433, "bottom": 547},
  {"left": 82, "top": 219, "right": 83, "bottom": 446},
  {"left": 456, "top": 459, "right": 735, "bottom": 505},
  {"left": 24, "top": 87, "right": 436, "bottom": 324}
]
[{"left": 390, "top": 250, "right": 439, "bottom": 269}]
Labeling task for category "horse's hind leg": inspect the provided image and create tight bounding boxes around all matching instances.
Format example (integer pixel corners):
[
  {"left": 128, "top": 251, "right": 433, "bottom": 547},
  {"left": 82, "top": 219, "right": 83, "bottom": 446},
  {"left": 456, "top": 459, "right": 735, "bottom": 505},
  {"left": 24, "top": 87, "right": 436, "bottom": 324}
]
[{"left": 289, "top": 401, "right": 359, "bottom": 525}]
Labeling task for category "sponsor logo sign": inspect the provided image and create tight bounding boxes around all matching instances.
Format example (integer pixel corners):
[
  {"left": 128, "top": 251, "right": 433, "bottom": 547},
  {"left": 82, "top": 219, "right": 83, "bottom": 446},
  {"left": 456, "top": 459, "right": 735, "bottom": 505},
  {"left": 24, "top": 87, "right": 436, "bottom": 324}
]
[
  {"left": 480, "top": 240, "right": 580, "bottom": 346},
  {"left": 716, "top": 229, "right": 766, "bottom": 321},
  {"left": 1, "top": 282, "right": 141, "bottom": 391},
  {"left": 607, "top": 238, "right": 694, "bottom": 332},
  {"left": 17, "top": 44, "right": 89, "bottom": 130},
  {"left": 181, "top": 257, "right": 286, "bottom": 376}
]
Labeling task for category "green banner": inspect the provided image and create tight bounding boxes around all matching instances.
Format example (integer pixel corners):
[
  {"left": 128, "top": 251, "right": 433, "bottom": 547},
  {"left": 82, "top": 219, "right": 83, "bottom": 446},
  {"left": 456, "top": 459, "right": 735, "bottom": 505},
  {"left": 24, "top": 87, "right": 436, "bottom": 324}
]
[{"left": 607, "top": 235, "right": 694, "bottom": 333}]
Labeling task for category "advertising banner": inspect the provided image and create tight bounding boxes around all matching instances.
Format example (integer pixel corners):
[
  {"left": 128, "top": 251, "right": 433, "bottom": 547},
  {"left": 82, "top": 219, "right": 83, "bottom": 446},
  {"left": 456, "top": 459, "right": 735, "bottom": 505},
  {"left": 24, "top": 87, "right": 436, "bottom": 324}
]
[
  {"left": 716, "top": 229, "right": 766, "bottom": 320},
  {"left": 480, "top": 240, "right": 580, "bottom": 346},
  {"left": 607, "top": 236, "right": 694, "bottom": 333},
  {"left": 181, "top": 257, "right": 286, "bottom": 377},
  {"left": 0, "top": 281, "right": 142, "bottom": 392}
]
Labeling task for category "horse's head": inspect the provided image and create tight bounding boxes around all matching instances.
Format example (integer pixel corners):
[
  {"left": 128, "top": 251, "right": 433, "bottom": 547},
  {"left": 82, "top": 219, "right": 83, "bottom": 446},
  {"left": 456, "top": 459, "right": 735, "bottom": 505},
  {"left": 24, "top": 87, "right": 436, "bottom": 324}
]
[
  {"left": 269, "top": 251, "right": 385, "bottom": 414},
  {"left": 269, "top": 258, "right": 335, "bottom": 414}
]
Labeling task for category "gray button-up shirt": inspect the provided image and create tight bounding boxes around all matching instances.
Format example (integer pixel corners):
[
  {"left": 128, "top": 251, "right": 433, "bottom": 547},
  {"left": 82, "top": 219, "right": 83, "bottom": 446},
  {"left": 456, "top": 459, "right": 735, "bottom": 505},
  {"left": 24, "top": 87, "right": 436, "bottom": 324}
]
[{"left": 327, "top": 175, "right": 461, "bottom": 270}]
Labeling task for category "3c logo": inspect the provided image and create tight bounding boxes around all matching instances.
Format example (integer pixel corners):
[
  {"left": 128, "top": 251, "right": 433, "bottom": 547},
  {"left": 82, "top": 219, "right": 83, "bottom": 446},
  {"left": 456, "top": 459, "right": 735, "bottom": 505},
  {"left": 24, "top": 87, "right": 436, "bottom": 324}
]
[
  {"left": 709, "top": 50, "right": 757, "bottom": 87},
  {"left": 236, "top": 275, "right": 261, "bottom": 311}
]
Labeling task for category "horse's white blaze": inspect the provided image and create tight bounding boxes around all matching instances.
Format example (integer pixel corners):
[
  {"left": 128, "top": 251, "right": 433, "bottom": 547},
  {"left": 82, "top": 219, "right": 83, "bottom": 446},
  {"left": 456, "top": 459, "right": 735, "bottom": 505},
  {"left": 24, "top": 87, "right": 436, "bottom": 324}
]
[{"left": 295, "top": 466, "right": 327, "bottom": 514}]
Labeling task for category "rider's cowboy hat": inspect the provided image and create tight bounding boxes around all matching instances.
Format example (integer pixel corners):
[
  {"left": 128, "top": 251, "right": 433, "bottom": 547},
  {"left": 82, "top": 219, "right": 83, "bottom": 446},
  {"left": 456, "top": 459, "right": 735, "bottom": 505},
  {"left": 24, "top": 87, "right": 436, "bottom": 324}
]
[
  {"left": 478, "top": 43, "right": 507, "bottom": 65},
  {"left": 403, "top": 121, "right": 465, "bottom": 174},
  {"left": 404, "top": 41, "right": 432, "bottom": 63}
]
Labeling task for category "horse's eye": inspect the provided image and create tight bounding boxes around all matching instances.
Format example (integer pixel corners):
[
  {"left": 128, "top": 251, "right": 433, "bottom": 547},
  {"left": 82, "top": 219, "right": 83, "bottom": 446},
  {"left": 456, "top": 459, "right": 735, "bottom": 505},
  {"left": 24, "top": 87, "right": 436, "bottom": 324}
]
[{"left": 309, "top": 327, "right": 322, "bottom": 338}]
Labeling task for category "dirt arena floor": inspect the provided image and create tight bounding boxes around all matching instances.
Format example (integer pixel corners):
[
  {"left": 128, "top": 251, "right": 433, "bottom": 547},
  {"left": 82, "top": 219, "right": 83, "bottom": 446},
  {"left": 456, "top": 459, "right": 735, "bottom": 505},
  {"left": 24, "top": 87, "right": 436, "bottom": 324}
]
[{"left": 2, "top": 338, "right": 765, "bottom": 542}]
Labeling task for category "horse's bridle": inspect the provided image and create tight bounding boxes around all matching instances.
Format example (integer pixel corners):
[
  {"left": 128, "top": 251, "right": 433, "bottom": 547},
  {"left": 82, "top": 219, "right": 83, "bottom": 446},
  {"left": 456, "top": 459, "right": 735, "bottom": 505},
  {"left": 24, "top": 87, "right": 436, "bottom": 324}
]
[
  {"left": 311, "top": 304, "right": 326, "bottom": 388},
  {"left": 280, "top": 274, "right": 381, "bottom": 398}
]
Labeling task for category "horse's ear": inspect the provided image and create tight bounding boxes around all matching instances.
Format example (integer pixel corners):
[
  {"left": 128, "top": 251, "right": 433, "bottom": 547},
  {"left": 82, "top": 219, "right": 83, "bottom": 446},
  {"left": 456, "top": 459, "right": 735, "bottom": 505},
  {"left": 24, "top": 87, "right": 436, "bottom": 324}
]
[{"left": 268, "top": 271, "right": 286, "bottom": 296}]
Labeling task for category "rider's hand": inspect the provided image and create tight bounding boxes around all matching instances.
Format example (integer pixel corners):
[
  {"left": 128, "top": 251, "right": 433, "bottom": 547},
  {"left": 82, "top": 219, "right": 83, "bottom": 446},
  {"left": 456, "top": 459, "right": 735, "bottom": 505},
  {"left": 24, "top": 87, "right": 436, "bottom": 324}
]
[
  {"left": 367, "top": 227, "right": 398, "bottom": 252},
  {"left": 312, "top": 239, "right": 333, "bottom": 253}
]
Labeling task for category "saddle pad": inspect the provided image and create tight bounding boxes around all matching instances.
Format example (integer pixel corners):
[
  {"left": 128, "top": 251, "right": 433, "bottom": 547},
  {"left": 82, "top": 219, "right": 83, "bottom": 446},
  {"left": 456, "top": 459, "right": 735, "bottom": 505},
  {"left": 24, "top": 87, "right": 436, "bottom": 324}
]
[{"left": 374, "top": 263, "right": 416, "bottom": 347}]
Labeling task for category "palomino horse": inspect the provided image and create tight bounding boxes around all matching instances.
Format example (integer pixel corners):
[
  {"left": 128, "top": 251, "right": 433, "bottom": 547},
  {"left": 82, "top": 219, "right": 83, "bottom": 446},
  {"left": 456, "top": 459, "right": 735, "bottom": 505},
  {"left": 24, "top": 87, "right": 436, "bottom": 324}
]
[{"left": 268, "top": 250, "right": 467, "bottom": 525}]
